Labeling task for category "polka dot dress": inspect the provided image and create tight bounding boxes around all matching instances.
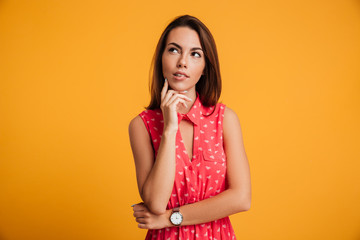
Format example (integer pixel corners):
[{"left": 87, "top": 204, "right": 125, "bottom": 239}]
[{"left": 139, "top": 92, "right": 237, "bottom": 240}]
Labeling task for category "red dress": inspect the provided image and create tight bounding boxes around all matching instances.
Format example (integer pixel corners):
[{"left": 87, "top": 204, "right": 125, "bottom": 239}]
[{"left": 139, "top": 92, "right": 237, "bottom": 240}]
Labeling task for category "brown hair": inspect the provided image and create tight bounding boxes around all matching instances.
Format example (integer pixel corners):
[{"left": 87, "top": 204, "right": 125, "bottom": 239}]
[{"left": 146, "top": 15, "right": 222, "bottom": 110}]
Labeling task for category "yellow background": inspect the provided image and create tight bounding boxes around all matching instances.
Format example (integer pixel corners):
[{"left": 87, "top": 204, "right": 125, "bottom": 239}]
[{"left": 1, "top": 0, "right": 359, "bottom": 239}]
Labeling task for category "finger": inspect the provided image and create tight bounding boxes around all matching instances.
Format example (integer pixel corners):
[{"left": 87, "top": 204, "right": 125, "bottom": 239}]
[
  {"left": 133, "top": 207, "right": 145, "bottom": 212},
  {"left": 133, "top": 211, "right": 148, "bottom": 218},
  {"left": 131, "top": 202, "right": 144, "bottom": 207},
  {"left": 172, "top": 98, "right": 188, "bottom": 109},
  {"left": 166, "top": 93, "right": 191, "bottom": 107},
  {"left": 171, "top": 98, "right": 187, "bottom": 108},
  {"left": 162, "top": 90, "right": 176, "bottom": 106},
  {"left": 138, "top": 223, "right": 148, "bottom": 229},
  {"left": 133, "top": 204, "right": 146, "bottom": 211},
  {"left": 135, "top": 217, "right": 146, "bottom": 223},
  {"left": 173, "top": 93, "right": 192, "bottom": 102},
  {"left": 181, "top": 100, "right": 188, "bottom": 108},
  {"left": 165, "top": 92, "right": 179, "bottom": 106},
  {"left": 160, "top": 79, "right": 168, "bottom": 102}
]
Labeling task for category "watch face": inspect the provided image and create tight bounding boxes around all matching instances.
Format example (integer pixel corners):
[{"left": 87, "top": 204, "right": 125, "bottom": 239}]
[{"left": 170, "top": 212, "right": 183, "bottom": 225}]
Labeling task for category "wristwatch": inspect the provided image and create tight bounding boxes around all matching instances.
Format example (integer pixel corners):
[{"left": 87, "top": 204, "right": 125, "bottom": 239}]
[{"left": 169, "top": 207, "right": 183, "bottom": 226}]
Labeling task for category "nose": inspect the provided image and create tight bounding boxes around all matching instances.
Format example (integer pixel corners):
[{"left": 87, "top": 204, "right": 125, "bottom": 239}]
[{"left": 177, "top": 54, "right": 187, "bottom": 68}]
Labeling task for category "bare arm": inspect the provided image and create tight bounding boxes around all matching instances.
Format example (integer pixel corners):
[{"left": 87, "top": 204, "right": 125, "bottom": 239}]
[
  {"left": 133, "top": 106, "right": 252, "bottom": 228},
  {"left": 129, "top": 117, "right": 177, "bottom": 215},
  {"left": 129, "top": 79, "right": 192, "bottom": 215}
]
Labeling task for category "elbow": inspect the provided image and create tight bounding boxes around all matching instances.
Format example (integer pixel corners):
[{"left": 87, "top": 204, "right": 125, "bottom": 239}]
[
  {"left": 241, "top": 201, "right": 251, "bottom": 211},
  {"left": 146, "top": 201, "right": 167, "bottom": 215},
  {"left": 141, "top": 191, "right": 167, "bottom": 215},
  {"left": 233, "top": 190, "right": 251, "bottom": 212},
  {"left": 234, "top": 200, "right": 250, "bottom": 212}
]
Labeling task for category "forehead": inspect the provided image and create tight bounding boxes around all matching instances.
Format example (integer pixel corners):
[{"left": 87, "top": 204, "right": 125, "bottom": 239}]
[{"left": 166, "top": 27, "right": 201, "bottom": 48}]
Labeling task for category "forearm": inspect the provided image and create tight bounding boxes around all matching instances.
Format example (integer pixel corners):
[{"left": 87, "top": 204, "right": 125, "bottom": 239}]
[
  {"left": 164, "top": 189, "right": 250, "bottom": 227},
  {"left": 142, "top": 130, "right": 177, "bottom": 214}
]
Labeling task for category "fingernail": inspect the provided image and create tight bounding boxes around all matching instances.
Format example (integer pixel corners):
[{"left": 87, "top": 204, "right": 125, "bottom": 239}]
[
  {"left": 182, "top": 90, "right": 188, "bottom": 93},
  {"left": 165, "top": 78, "right": 167, "bottom": 82},
  {"left": 131, "top": 204, "right": 135, "bottom": 207}
]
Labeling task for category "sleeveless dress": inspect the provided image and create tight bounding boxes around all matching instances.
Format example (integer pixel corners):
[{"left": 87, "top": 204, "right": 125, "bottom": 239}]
[{"left": 139, "top": 92, "right": 237, "bottom": 240}]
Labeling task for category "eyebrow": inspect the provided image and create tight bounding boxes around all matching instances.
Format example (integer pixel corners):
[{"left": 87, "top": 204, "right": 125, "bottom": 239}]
[{"left": 168, "top": 42, "right": 203, "bottom": 52}]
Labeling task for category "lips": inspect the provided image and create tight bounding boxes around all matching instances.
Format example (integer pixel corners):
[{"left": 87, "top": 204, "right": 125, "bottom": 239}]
[{"left": 173, "top": 71, "right": 189, "bottom": 78}]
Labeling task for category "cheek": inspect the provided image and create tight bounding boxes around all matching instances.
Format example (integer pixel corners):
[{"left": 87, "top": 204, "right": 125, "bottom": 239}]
[
  {"left": 192, "top": 61, "right": 205, "bottom": 76},
  {"left": 162, "top": 55, "right": 172, "bottom": 72}
]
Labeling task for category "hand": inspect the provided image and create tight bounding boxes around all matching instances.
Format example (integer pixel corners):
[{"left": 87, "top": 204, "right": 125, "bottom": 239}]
[
  {"left": 132, "top": 202, "right": 172, "bottom": 229},
  {"left": 160, "top": 78, "right": 192, "bottom": 133}
]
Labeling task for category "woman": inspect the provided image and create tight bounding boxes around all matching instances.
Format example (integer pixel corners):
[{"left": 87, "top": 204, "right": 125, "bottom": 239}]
[{"left": 128, "top": 15, "right": 251, "bottom": 240}]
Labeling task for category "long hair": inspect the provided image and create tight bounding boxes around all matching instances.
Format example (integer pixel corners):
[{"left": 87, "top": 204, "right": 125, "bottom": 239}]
[{"left": 146, "top": 15, "right": 222, "bottom": 110}]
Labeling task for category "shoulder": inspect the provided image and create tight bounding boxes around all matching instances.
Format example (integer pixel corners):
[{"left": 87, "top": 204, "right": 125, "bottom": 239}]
[
  {"left": 129, "top": 109, "right": 162, "bottom": 134},
  {"left": 128, "top": 115, "right": 146, "bottom": 138},
  {"left": 224, "top": 106, "right": 239, "bottom": 122},
  {"left": 129, "top": 115, "right": 143, "bottom": 130},
  {"left": 223, "top": 106, "right": 242, "bottom": 133},
  {"left": 222, "top": 106, "right": 246, "bottom": 151},
  {"left": 129, "top": 109, "right": 156, "bottom": 126},
  {"left": 128, "top": 110, "right": 151, "bottom": 134},
  {"left": 128, "top": 113, "right": 153, "bottom": 147}
]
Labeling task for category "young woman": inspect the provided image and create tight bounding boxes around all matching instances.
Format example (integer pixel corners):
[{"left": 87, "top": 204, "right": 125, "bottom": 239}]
[{"left": 128, "top": 15, "right": 251, "bottom": 240}]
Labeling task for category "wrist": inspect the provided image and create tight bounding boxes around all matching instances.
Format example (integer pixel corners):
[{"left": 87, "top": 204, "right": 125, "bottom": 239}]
[
  {"left": 168, "top": 207, "right": 183, "bottom": 227},
  {"left": 164, "top": 209, "right": 173, "bottom": 228},
  {"left": 163, "top": 129, "right": 177, "bottom": 138}
]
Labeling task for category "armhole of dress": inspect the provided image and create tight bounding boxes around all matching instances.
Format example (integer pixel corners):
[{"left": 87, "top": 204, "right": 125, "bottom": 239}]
[
  {"left": 218, "top": 103, "right": 226, "bottom": 146},
  {"left": 139, "top": 112, "right": 150, "bottom": 133}
]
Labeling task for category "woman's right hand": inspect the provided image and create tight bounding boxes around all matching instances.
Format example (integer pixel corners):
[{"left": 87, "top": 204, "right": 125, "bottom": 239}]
[{"left": 160, "top": 78, "right": 192, "bottom": 134}]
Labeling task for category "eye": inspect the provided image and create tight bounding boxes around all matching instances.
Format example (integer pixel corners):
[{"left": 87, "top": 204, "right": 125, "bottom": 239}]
[
  {"left": 192, "top": 52, "right": 201, "bottom": 58},
  {"left": 169, "top": 47, "right": 179, "bottom": 53}
]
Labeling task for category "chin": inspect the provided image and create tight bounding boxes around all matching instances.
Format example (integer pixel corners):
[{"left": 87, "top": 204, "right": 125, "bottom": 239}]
[
  {"left": 169, "top": 82, "right": 194, "bottom": 92},
  {"left": 168, "top": 83, "right": 186, "bottom": 91}
]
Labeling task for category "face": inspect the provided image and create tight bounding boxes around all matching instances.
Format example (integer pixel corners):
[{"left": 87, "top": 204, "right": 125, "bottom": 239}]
[{"left": 162, "top": 26, "right": 205, "bottom": 92}]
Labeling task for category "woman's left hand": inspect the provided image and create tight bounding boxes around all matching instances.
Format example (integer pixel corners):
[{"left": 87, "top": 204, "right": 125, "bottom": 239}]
[{"left": 132, "top": 202, "right": 172, "bottom": 229}]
